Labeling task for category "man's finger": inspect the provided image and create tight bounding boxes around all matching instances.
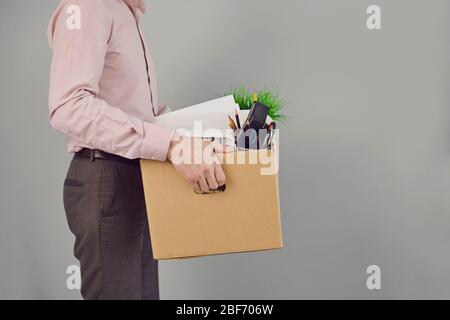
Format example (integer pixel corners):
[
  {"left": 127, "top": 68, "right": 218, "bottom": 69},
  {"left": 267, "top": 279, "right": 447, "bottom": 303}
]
[
  {"left": 205, "top": 167, "right": 219, "bottom": 190},
  {"left": 198, "top": 177, "right": 210, "bottom": 193},
  {"left": 214, "top": 164, "right": 226, "bottom": 187},
  {"left": 190, "top": 181, "right": 201, "bottom": 192}
]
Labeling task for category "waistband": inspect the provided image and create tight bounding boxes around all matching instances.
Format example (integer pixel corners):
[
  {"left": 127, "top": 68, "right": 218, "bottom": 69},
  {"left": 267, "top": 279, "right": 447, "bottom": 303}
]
[{"left": 74, "top": 149, "right": 140, "bottom": 166}]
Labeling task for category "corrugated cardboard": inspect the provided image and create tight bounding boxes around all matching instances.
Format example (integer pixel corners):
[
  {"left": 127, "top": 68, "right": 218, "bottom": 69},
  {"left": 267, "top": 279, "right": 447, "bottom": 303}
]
[{"left": 140, "top": 148, "right": 283, "bottom": 260}]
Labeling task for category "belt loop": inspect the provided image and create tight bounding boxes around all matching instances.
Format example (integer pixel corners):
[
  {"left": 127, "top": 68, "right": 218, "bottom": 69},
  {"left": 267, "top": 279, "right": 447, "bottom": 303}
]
[{"left": 90, "top": 149, "right": 95, "bottom": 162}]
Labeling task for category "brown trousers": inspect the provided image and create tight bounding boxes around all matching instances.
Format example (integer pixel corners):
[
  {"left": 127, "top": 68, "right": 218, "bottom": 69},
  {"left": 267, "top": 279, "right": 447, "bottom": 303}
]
[{"left": 63, "top": 154, "right": 159, "bottom": 300}]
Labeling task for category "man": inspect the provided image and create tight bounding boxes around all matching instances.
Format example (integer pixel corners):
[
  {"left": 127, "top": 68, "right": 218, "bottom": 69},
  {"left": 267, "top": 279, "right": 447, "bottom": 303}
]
[{"left": 48, "top": 0, "right": 226, "bottom": 300}]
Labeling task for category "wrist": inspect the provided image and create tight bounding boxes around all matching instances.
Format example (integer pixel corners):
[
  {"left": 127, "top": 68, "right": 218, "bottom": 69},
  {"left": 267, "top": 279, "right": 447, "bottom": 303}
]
[{"left": 167, "top": 132, "right": 182, "bottom": 163}]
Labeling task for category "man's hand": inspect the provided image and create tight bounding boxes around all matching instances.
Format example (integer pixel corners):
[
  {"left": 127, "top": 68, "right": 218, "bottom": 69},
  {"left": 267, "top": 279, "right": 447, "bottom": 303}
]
[{"left": 167, "top": 133, "right": 230, "bottom": 193}]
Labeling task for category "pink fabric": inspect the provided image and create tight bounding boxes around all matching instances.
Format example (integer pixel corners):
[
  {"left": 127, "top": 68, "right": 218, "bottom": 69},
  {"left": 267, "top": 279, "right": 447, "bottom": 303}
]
[{"left": 48, "top": 0, "right": 174, "bottom": 160}]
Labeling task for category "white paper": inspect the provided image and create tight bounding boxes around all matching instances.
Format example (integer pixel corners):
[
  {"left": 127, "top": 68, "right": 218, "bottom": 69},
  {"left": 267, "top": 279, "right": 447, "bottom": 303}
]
[
  {"left": 153, "top": 95, "right": 239, "bottom": 136},
  {"left": 162, "top": 95, "right": 237, "bottom": 116},
  {"left": 153, "top": 95, "right": 273, "bottom": 140}
]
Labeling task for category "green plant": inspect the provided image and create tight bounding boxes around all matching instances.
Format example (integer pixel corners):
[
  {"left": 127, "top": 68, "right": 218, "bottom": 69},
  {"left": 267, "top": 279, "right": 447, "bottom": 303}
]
[{"left": 225, "top": 87, "right": 287, "bottom": 121}]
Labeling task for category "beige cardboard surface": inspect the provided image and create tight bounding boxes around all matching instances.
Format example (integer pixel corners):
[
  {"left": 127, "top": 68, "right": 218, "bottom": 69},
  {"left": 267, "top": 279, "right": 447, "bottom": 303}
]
[{"left": 140, "top": 149, "right": 283, "bottom": 260}]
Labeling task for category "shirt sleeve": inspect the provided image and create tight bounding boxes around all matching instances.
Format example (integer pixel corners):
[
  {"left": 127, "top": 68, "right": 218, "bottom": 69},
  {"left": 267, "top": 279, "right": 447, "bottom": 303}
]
[{"left": 48, "top": 0, "right": 174, "bottom": 160}]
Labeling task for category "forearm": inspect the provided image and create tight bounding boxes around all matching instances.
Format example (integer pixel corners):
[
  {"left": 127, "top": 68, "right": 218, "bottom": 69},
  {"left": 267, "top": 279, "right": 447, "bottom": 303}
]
[{"left": 50, "top": 92, "right": 174, "bottom": 160}]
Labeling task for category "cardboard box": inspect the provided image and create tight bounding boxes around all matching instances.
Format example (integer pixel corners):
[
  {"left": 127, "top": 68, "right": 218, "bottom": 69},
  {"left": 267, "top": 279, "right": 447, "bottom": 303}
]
[{"left": 140, "top": 148, "right": 283, "bottom": 260}]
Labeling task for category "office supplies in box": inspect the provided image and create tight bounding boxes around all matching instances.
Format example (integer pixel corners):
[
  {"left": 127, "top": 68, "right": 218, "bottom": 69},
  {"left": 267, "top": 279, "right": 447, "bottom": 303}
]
[{"left": 140, "top": 96, "right": 283, "bottom": 259}]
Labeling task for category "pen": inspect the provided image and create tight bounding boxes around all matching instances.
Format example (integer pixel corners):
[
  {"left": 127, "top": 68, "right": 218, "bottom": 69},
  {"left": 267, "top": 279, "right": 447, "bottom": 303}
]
[
  {"left": 234, "top": 109, "right": 242, "bottom": 129},
  {"left": 267, "top": 122, "right": 277, "bottom": 149}
]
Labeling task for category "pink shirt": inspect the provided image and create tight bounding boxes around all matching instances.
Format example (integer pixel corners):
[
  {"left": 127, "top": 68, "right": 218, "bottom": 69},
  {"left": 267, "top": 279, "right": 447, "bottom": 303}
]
[{"left": 48, "top": 0, "right": 174, "bottom": 161}]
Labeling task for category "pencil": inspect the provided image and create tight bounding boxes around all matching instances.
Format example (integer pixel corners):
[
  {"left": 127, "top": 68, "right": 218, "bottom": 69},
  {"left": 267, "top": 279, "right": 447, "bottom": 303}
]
[{"left": 228, "top": 115, "right": 237, "bottom": 130}]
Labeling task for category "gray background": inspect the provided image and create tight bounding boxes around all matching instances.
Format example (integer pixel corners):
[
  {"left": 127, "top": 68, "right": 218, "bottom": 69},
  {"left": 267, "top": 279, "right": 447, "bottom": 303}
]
[{"left": 0, "top": 0, "right": 449, "bottom": 299}]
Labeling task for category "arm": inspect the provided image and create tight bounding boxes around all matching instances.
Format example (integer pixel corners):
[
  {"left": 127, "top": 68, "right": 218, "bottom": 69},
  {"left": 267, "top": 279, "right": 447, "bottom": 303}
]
[
  {"left": 48, "top": 0, "right": 227, "bottom": 191},
  {"left": 48, "top": 0, "right": 173, "bottom": 160}
]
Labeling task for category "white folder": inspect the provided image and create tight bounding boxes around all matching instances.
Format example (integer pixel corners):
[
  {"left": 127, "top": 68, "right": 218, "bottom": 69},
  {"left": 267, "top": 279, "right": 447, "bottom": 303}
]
[
  {"left": 161, "top": 95, "right": 237, "bottom": 116},
  {"left": 154, "top": 95, "right": 240, "bottom": 137}
]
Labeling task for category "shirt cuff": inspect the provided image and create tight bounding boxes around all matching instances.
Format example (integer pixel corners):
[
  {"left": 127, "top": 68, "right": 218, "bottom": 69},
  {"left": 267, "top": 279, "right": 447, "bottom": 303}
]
[{"left": 140, "top": 122, "right": 175, "bottom": 161}]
